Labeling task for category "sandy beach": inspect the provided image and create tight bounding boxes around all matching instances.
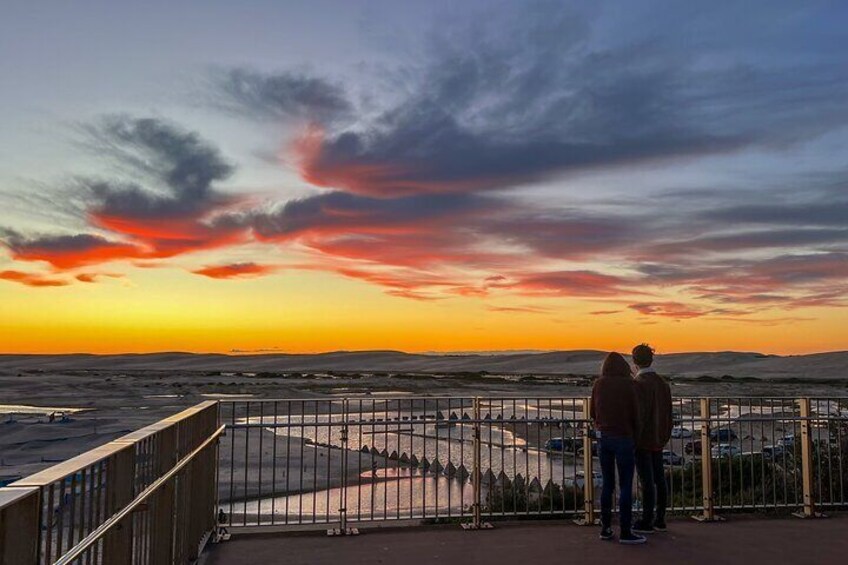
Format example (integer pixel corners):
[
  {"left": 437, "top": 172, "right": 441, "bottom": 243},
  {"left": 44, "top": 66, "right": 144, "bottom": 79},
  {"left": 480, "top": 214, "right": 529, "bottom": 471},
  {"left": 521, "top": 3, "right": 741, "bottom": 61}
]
[{"left": 2, "top": 351, "right": 847, "bottom": 482}]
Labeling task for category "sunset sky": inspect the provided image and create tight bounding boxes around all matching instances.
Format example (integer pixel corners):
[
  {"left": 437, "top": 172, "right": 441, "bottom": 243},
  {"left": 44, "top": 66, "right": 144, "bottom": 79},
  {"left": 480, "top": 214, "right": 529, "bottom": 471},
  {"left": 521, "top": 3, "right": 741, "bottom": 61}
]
[{"left": 1, "top": 1, "right": 847, "bottom": 354}]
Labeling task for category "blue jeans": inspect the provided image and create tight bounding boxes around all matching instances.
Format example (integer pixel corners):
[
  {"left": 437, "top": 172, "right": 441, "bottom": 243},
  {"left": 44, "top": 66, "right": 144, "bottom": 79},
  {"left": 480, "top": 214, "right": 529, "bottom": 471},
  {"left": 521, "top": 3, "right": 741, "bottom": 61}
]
[
  {"left": 635, "top": 449, "right": 667, "bottom": 525},
  {"left": 599, "top": 435, "right": 635, "bottom": 533}
]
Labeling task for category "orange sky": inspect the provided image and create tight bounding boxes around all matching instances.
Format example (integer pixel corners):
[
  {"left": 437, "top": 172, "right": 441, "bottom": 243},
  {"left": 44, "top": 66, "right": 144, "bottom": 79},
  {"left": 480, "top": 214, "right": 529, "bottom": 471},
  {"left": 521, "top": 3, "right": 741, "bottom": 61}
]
[{"left": 2, "top": 266, "right": 843, "bottom": 355}]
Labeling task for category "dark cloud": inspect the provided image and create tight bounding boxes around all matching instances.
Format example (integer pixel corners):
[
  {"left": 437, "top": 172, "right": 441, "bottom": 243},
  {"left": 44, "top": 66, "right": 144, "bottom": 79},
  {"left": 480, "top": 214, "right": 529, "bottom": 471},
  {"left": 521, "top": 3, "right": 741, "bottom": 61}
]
[
  {"left": 645, "top": 228, "right": 848, "bottom": 257},
  {"left": 2, "top": 232, "right": 145, "bottom": 269},
  {"left": 278, "top": 5, "right": 848, "bottom": 197},
  {"left": 3, "top": 117, "right": 250, "bottom": 273},
  {"left": 703, "top": 201, "right": 848, "bottom": 228},
  {"left": 83, "top": 116, "right": 236, "bottom": 220},
  {"left": 211, "top": 68, "right": 352, "bottom": 123},
  {"left": 244, "top": 191, "right": 496, "bottom": 241}
]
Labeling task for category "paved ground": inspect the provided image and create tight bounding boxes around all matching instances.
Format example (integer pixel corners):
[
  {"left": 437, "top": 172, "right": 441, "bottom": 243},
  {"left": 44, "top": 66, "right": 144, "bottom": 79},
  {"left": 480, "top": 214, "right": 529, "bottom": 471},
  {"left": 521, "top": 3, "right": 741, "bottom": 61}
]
[{"left": 204, "top": 515, "right": 847, "bottom": 565}]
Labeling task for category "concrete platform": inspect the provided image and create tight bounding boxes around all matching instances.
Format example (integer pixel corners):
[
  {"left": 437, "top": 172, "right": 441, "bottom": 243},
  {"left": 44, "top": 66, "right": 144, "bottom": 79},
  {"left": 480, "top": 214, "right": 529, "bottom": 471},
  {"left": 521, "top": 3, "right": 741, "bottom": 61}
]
[{"left": 204, "top": 514, "right": 847, "bottom": 565}]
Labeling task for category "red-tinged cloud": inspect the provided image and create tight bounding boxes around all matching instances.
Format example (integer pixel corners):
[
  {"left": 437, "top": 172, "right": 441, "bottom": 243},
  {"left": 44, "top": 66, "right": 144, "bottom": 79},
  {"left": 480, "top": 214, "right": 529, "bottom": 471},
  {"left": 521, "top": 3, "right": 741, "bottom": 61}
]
[
  {"left": 192, "top": 262, "right": 276, "bottom": 279},
  {"left": 629, "top": 302, "right": 708, "bottom": 319},
  {"left": 385, "top": 289, "right": 444, "bottom": 301},
  {"left": 0, "top": 270, "right": 69, "bottom": 287},
  {"left": 3, "top": 233, "right": 147, "bottom": 269},
  {"left": 75, "top": 272, "right": 125, "bottom": 283},
  {"left": 3, "top": 117, "right": 251, "bottom": 275},
  {"left": 506, "top": 270, "right": 637, "bottom": 298},
  {"left": 294, "top": 125, "right": 500, "bottom": 197}
]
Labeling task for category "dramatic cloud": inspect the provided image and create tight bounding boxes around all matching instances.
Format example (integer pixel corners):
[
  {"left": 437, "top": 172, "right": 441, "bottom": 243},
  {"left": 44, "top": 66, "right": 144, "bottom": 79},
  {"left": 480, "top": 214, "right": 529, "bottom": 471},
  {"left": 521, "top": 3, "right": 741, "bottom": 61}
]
[
  {"left": 271, "top": 6, "right": 848, "bottom": 198},
  {"left": 3, "top": 1, "right": 848, "bottom": 325},
  {"left": 192, "top": 262, "right": 276, "bottom": 279},
  {"left": 3, "top": 117, "right": 250, "bottom": 273},
  {"left": 82, "top": 117, "right": 247, "bottom": 258}
]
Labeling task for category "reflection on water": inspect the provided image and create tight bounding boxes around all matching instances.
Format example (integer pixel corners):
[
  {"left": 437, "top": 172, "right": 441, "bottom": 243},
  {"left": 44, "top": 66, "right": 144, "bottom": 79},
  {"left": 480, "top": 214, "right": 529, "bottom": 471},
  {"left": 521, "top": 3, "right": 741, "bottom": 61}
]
[
  {"left": 228, "top": 405, "right": 592, "bottom": 524},
  {"left": 232, "top": 472, "right": 474, "bottom": 522},
  {"left": 242, "top": 409, "right": 589, "bottom": 483}
]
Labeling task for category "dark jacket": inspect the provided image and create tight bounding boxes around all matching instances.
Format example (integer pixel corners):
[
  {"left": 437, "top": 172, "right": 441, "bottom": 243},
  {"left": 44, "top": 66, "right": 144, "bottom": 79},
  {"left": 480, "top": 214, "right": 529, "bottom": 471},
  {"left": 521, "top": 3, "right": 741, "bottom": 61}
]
[
  {"left": 634, "top": 369, "right": 673, "bottom": 450},
  {"left": 590, "top": 374, "right": 640, "bottom": 438}
]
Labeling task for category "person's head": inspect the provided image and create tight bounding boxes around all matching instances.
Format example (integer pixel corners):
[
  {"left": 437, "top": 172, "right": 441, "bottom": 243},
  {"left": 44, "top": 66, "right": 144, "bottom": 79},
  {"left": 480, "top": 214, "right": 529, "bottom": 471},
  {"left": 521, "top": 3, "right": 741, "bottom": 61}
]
[
  {"left": 632, "top": 343, "right": 655, "bottom": 368},
  {"left": 601, "top": 352, "right": 632, "bottom": 378}
]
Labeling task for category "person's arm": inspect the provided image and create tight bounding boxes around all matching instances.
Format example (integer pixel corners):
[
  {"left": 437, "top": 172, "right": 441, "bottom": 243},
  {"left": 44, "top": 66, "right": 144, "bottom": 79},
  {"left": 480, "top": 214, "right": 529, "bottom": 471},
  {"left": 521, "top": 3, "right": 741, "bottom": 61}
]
[
  {"left": 631, "top": 382, "right": 642, "bottom": 440},
  {"left": 590, "top": 381, "right": 597, "bottom": 423},
  {"left": 664, "top": 381, "right": 673, "bottom": 431}
]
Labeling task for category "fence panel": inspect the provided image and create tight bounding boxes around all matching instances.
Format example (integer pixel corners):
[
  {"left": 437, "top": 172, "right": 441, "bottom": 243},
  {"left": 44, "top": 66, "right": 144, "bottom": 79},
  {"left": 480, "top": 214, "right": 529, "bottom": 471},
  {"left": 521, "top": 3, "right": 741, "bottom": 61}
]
[
  {"left": 219, "top": 395, "right": 848, "bottom": 531},
  {"left": 2, "top": 401, "right": 219, "bottom": 565}
]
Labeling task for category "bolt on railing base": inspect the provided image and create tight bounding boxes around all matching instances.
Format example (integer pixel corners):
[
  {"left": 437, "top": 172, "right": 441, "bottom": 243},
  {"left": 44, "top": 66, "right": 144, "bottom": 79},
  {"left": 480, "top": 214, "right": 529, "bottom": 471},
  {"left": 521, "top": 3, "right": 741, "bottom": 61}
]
[
  {"left": 791, "top": 511, "right": 827, "bottom": 520},
  {"left": 461, "top": 521, "right": 494, "bottom": 530},
  {"left": 572, "top": 518, "right": 600, "bottom": 527},
  {"left": 327, "top": 527, "right": 360, "bottom": 536},
  {"left": 691, "top": 514, "right": 725, "bottom": 523}
]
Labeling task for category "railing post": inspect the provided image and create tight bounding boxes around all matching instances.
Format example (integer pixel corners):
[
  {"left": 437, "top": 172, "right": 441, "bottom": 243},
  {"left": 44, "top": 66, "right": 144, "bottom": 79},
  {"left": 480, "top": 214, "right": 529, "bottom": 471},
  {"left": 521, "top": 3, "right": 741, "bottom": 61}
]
[
  {"left": 462, "top": 397, "right": 492, "bottom": 530},
  {"left": 793, "top": 398, "right": 825, "bottom": 519},
  {"left": 0, "top": 487, "right": 40, "bottom": 565},
  {"left": 150, "top": 425, "right": 177, "bottom": 565},
  {"left": 575, "top": 397, "right": 596, "bottom": 525},
  {"left": 329, "top": 399, "right": 358, "bottom": 536},
  {"left": 693, "top": 398, "right": 722, "bottom": 522},
  {"left": 102, "top": 445, "right": 135, "bottom": 563}
]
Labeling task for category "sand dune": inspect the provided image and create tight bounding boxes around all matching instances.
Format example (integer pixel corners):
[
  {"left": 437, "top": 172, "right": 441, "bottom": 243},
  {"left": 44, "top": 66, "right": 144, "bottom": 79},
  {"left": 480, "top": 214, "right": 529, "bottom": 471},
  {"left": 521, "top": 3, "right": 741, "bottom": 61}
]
[{"left": 1, "top": 350, "right": 846, "bottom": 379}]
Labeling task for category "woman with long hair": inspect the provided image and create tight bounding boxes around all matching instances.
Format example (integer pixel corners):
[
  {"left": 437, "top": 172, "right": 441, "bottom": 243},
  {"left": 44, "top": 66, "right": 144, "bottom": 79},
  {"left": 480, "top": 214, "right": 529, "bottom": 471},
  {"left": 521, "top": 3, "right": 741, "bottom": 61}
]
[{"left": 589, "top": 352, "right": 645, "bottom": 544}]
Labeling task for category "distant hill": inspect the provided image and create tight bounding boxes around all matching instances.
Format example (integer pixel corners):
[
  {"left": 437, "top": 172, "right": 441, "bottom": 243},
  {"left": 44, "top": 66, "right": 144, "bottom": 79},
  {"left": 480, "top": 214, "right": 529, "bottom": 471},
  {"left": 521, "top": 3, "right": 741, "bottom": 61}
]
[{"left": 0, "top": 350, "right": 846, "bottom": 379}]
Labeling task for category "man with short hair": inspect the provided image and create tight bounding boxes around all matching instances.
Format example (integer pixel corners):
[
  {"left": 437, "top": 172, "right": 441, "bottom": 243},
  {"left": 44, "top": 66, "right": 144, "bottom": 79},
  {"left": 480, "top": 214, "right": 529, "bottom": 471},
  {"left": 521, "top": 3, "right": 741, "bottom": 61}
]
[{"left": 631, "top": 344, "right": 673, "bottom": 534}]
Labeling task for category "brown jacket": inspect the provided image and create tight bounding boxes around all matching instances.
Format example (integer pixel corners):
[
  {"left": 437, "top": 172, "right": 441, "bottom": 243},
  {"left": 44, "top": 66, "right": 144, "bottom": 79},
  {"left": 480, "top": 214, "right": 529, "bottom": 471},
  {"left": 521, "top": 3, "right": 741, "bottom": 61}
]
[
  {"left": 634, "top": 369, "right": 673, "bottom": 450},
  {"left": 590, "top": 374, "right": 640, "bottom": 438}
]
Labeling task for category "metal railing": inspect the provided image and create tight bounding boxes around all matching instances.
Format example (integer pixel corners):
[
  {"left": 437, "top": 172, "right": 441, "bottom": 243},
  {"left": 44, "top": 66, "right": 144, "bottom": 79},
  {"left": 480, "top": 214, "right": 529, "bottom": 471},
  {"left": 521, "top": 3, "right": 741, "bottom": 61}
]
[
  {"left": 217, "top": 396, "right": 848, "bottom": 530},
  {"left": 0, "top": 401, "right": 220, "bottom": 564},
  {"left": 2, "top": 395, "right": 846, "bottom": 563}
]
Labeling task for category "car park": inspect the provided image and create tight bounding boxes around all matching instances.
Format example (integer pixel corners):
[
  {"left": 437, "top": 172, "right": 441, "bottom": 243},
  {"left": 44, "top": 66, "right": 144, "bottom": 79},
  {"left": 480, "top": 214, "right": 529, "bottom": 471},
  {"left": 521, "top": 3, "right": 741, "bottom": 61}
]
[
  {"left": 711, "top": 443, "right": 741, "bottom": 458},
  {"left": 671, "top": 426, "right": 694, "bottom": 438}
]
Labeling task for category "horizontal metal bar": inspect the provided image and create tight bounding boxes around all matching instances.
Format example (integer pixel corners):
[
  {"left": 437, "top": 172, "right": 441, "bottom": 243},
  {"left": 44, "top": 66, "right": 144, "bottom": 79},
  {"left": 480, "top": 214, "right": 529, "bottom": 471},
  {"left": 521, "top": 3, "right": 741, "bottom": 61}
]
[
  {"left": 53, "top": 425, "right": 225, "bottom": 565},
  {"left": 217, "top": 395, "right": 848, "bottom": 404},
  {"left": 15, "top": 401, "right": 219, "bottom": 488}
]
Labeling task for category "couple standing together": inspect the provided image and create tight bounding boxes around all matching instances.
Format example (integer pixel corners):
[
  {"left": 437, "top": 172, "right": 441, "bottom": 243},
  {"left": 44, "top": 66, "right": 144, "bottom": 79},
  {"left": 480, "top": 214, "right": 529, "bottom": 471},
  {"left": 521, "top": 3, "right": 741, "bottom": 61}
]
[{"left": 590, "top": 344, "right": 672, "bottom": 545}]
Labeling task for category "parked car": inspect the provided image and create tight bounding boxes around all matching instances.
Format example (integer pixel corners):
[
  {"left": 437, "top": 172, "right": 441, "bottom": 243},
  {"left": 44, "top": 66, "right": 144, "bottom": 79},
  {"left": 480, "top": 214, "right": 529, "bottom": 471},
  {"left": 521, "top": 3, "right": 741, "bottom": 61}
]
[
  {"left": 544, "top": 437, "right": 582, "bottom": 453},
  {"left": 685, "top": 439, "right": 703, "bottom": 456},
  {"left": 711, "top": 444, "right": 741, "bottom": 458},
  {"left": 710, "top": 428, "right": 737, "bottom": 442},
  {"left": 662, "top": 450, "right": 685, "bottom": 465},
  {"left": 545, "top": 437, "right": 564, "bottom": 451},
  {"left": 568, "top": 470, "right": 603, "bottom": 489},
  {"left": 671, "top": 427, "right": 694, "bottom": 439},
  {"left": 762, "top": 445, "right": 785, "bottom": 459},
  {"left": 777, "top": 434, "right": 795, "bottom": 449}
]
